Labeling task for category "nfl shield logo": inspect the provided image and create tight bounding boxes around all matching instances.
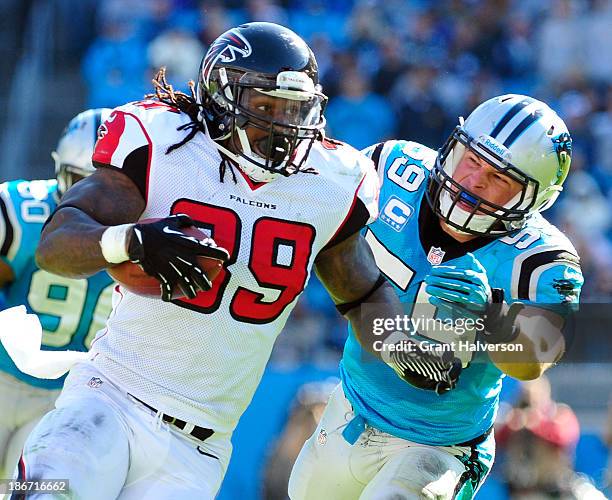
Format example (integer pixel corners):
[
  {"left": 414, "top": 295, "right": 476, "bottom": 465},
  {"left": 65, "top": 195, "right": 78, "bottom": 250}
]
[
  {"left": 317, "top": 429, "right": 328, "bottom": 445},
  {"left": 427, "top": 247, "right": 445, "bottom": 265},
  {"left": 87, "top": 377, "right": 103, "bottom": 389}
]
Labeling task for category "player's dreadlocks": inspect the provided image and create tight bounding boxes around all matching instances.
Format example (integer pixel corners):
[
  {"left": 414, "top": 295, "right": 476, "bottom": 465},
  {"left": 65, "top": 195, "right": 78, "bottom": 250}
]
[
  {"left": 147, "top": 67, "right": 238, "bottom": 183},
  {"left": 147, "top": 67, "right": 321, "bottom": 183},
  {"left": 146, "top": 67, "right": 203, "bottom": 155}
]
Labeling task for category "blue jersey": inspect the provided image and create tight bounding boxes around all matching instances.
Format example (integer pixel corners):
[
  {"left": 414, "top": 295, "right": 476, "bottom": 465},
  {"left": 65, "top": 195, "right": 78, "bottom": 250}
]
[
  {"left": 340, "top": 141, "right": 583, "bottom": 446},
  {"left": 0, "top": 179, "right": 115, "bottom": 389}
]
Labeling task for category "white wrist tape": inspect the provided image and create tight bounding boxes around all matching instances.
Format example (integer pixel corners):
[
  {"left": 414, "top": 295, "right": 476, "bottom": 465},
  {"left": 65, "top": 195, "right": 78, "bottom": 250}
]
[{"left": 100, "top": 224, "right": 134, "bottom": 264}]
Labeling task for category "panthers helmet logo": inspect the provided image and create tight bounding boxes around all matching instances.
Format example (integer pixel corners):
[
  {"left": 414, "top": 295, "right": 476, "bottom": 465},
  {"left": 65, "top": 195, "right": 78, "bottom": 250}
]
[
  {"left": 201, "top": 29, "right": 252, "bottom": 86},
  {"left": 552, "top": 132, "right": 572, "bottom": 159},
  {"left": 552, "top": 132, "right": 572, "bottom": 183}
]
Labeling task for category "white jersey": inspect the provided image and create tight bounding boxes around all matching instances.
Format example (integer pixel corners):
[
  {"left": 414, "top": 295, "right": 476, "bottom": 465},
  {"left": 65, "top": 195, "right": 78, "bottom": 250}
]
[{"left": 89, "top": 100, "right": 379, "bottom": 433}]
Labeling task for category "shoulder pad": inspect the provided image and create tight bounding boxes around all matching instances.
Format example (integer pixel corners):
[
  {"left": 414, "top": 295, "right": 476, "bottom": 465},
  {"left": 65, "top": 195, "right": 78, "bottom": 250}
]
[
  {"left": 493, "top": 216, "right": 583, "bottom": 302},
  {"left": 363, "top": 140, "right": 437, "bottom": 175},
  {"left": 0, "top": 179, "right": 57, "bottom": 268},
  {"left": 311, "top": 140, "right": 380, "bottom": 224}
]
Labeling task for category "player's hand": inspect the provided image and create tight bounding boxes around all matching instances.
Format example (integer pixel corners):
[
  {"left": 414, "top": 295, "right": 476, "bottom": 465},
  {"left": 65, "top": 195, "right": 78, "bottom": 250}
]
[
  {"left": 384, "top": 336, "right": 462, "bottom": 394},
  {"left": 127, "top": 214, "right": 229, "bottom": 301},
  {"left": 425, "top": 253, "right": 491, "bottom": 319}
]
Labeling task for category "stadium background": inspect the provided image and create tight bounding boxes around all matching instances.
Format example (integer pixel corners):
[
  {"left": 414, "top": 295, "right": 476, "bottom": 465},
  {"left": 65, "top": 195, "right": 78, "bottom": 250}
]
[{"left": 0, "top": 0, "right": 610, "bottom": 497}]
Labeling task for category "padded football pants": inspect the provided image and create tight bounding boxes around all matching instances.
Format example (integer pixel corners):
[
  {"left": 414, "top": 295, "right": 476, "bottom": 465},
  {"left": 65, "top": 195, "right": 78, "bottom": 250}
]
[
  {"left": 0, "top": 371, "right": 59, "bottom": 478},
  {"left": 15, "top": 362, "right": 232, "bottom": 500},
  {"left": 289, "top": 384, "right": 494, "bottom": 500}
]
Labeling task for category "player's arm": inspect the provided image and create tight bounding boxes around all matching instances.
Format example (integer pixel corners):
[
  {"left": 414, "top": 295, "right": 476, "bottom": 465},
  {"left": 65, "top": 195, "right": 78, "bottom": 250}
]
[
  {"left": 425, "top": 252, "right": 582, "bottom": 380},
  {"left": 37, "top": 167, "right": 226, "bottom": 300},
  {"left": 315, "top": 232, "right": 462, "bottom": 394},
  {"left": 484, "top": 258, "right": 582, "bottom": 380},
  {"left": 37, "top": 106, "right": 228, "bottom": 301},
  {"left": 36, "top": 167, "right": 144, "bottom": 278},
  {"left": 0, "top": 260, "right": 14, "bottom": 287},
  {"left": 314, "top": 232, "right": 399, "bottom": 349},
  {"left": 486, "top": 304, "right": 567, "bottom": 380}
]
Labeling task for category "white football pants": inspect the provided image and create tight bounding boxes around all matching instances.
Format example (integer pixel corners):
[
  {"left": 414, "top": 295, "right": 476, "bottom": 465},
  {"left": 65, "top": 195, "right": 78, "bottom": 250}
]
[
  {"left": 289, "top": 384, "right": 493, "bottom": 500},
  {"left": 15, "top": 362, "right": 232, "bottom": 500},
  {"left": 0, "top": 371, "right": 60, "bottom": 478}
]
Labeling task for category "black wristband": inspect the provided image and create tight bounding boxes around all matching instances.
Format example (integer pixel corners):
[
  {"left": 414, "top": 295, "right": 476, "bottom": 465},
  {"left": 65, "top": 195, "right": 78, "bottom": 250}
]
[
  {"left": 336, "top": 273, "right": 387, "bottom": 316},
  {"left": 481, "top": 293, "right": 524, "bottom": 344}
]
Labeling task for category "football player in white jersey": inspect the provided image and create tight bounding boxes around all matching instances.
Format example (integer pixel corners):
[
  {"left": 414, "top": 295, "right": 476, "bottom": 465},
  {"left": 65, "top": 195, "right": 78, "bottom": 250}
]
[{"left": 16, "top": 22, "right": 454, "bottom": 499}]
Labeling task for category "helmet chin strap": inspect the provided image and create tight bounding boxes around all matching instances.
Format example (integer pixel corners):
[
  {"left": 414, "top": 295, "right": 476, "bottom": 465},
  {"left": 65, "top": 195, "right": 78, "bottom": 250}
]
[
  {"left": 234, "top": 126, "right": 284, "bottom": 182},
  {"left": 213, "top": 138, "right": 282, "bottom": 183}
]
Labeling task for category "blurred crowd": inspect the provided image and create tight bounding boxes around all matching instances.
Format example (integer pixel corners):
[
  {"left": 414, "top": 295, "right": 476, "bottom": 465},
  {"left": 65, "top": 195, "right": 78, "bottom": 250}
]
[
  {"left": 69, "top": 3, "right": 612, "bottom": 496},
  {"left": 68, "top": 0, "right": 612, "bottom": 303},
  {"left": 3, "top": 0, "right": 611, "bottom": 497},
  {"left": 49, "top": 0, "right": 610, "bottom": 363}
]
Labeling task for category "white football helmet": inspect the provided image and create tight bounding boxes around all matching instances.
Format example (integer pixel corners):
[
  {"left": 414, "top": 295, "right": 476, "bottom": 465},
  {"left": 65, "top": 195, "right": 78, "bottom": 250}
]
[
  {"left": 52, "top": 108, "right": 113, "bottom": 195},
  {"left": 427, "top": 94, "right": 572, "bottom": 236}
]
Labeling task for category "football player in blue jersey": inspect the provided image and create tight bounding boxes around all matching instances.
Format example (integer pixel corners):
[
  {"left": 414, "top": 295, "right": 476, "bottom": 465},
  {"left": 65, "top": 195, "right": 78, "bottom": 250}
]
[
  {"left": 0, "top": 108, "right": 115, "bottom": 476},
  {"left": 289, "top": 94, "right": 583, "bottom": 499}
]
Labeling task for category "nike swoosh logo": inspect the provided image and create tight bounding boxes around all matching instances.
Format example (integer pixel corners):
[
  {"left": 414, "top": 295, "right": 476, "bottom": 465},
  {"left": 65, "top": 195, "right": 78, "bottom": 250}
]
[
  {"left": 162, "top": 225, "right": 203, "bottom": 245},
  {"left": 163, "top": 226, "right": 187, "bottom": 236},
  {"left": 196, "top": 446, "right": 219, "bottom": 460}
]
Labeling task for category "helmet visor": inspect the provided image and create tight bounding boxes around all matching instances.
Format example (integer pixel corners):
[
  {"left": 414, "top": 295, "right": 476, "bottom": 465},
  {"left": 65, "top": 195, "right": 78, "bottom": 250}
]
[{"left": 238, "top": 86, "right": 325, "bottom": 129}]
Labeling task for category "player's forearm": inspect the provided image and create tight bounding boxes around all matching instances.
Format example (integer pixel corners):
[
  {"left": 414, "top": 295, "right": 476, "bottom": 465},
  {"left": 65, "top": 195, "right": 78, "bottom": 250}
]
[
  {"left": 488, "top": 306, "right": 565, "bottom": 380},
  {"left": 489, "top": 334, "right": 553, "bottom": 380},
  {"left": 36, "top": 207, "right": 113, "bottom": 278},
  {"left": 345, "top": 282, "right": 401, "bottom": 358},
  {"left": 37, "top": 167, "right": 145, "bottom": 278},
  {"left": 314, "top": 233, "right": 402, "bottom": 359}
]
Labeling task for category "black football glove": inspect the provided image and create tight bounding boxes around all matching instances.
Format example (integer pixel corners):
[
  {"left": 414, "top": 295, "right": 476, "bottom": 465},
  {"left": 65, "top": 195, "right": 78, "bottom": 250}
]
[
  {"left": 128, "top": 214, "right": 229, "bottom": 302},
  {"left": 387, "top": 340, "right": 462, "bottom": 395}
]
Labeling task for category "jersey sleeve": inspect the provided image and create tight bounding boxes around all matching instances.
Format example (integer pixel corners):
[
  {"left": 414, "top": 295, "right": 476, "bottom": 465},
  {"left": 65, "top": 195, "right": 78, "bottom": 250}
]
[
  {"left": 511, "top": 247, "right": 583, "bottom": 304},
  {"left": 323, "top": 151, "right": 380, "bottom": 250},
  {"left": 0, "top": 181, "right": 55, "bottom": 278},
  {"left": 531, "top": 262, "right": 583, "bottom": 304},
  {"left": 500, "top": 242, "right": 584, "bottom": 326},
  {"left": 0, "top": 184, "right": 19, "bottom": 273},
  {"left": 92, "top": 104, "right": 153, "bottom": 199}
]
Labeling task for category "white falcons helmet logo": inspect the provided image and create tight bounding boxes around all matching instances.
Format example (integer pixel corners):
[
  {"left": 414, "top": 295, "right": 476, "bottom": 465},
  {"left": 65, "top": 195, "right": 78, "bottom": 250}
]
[{"left": 202, "top": 29, "right": 252, "bottom": 86}]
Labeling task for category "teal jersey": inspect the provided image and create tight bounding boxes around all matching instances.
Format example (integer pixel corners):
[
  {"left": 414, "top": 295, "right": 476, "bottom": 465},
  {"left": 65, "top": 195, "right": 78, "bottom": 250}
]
[
  {"left": 0, "top": 179, "right": 115, "bottom": 389},
  {"left": 340, "top": 141, "right": 584, "bottom": 446}
]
